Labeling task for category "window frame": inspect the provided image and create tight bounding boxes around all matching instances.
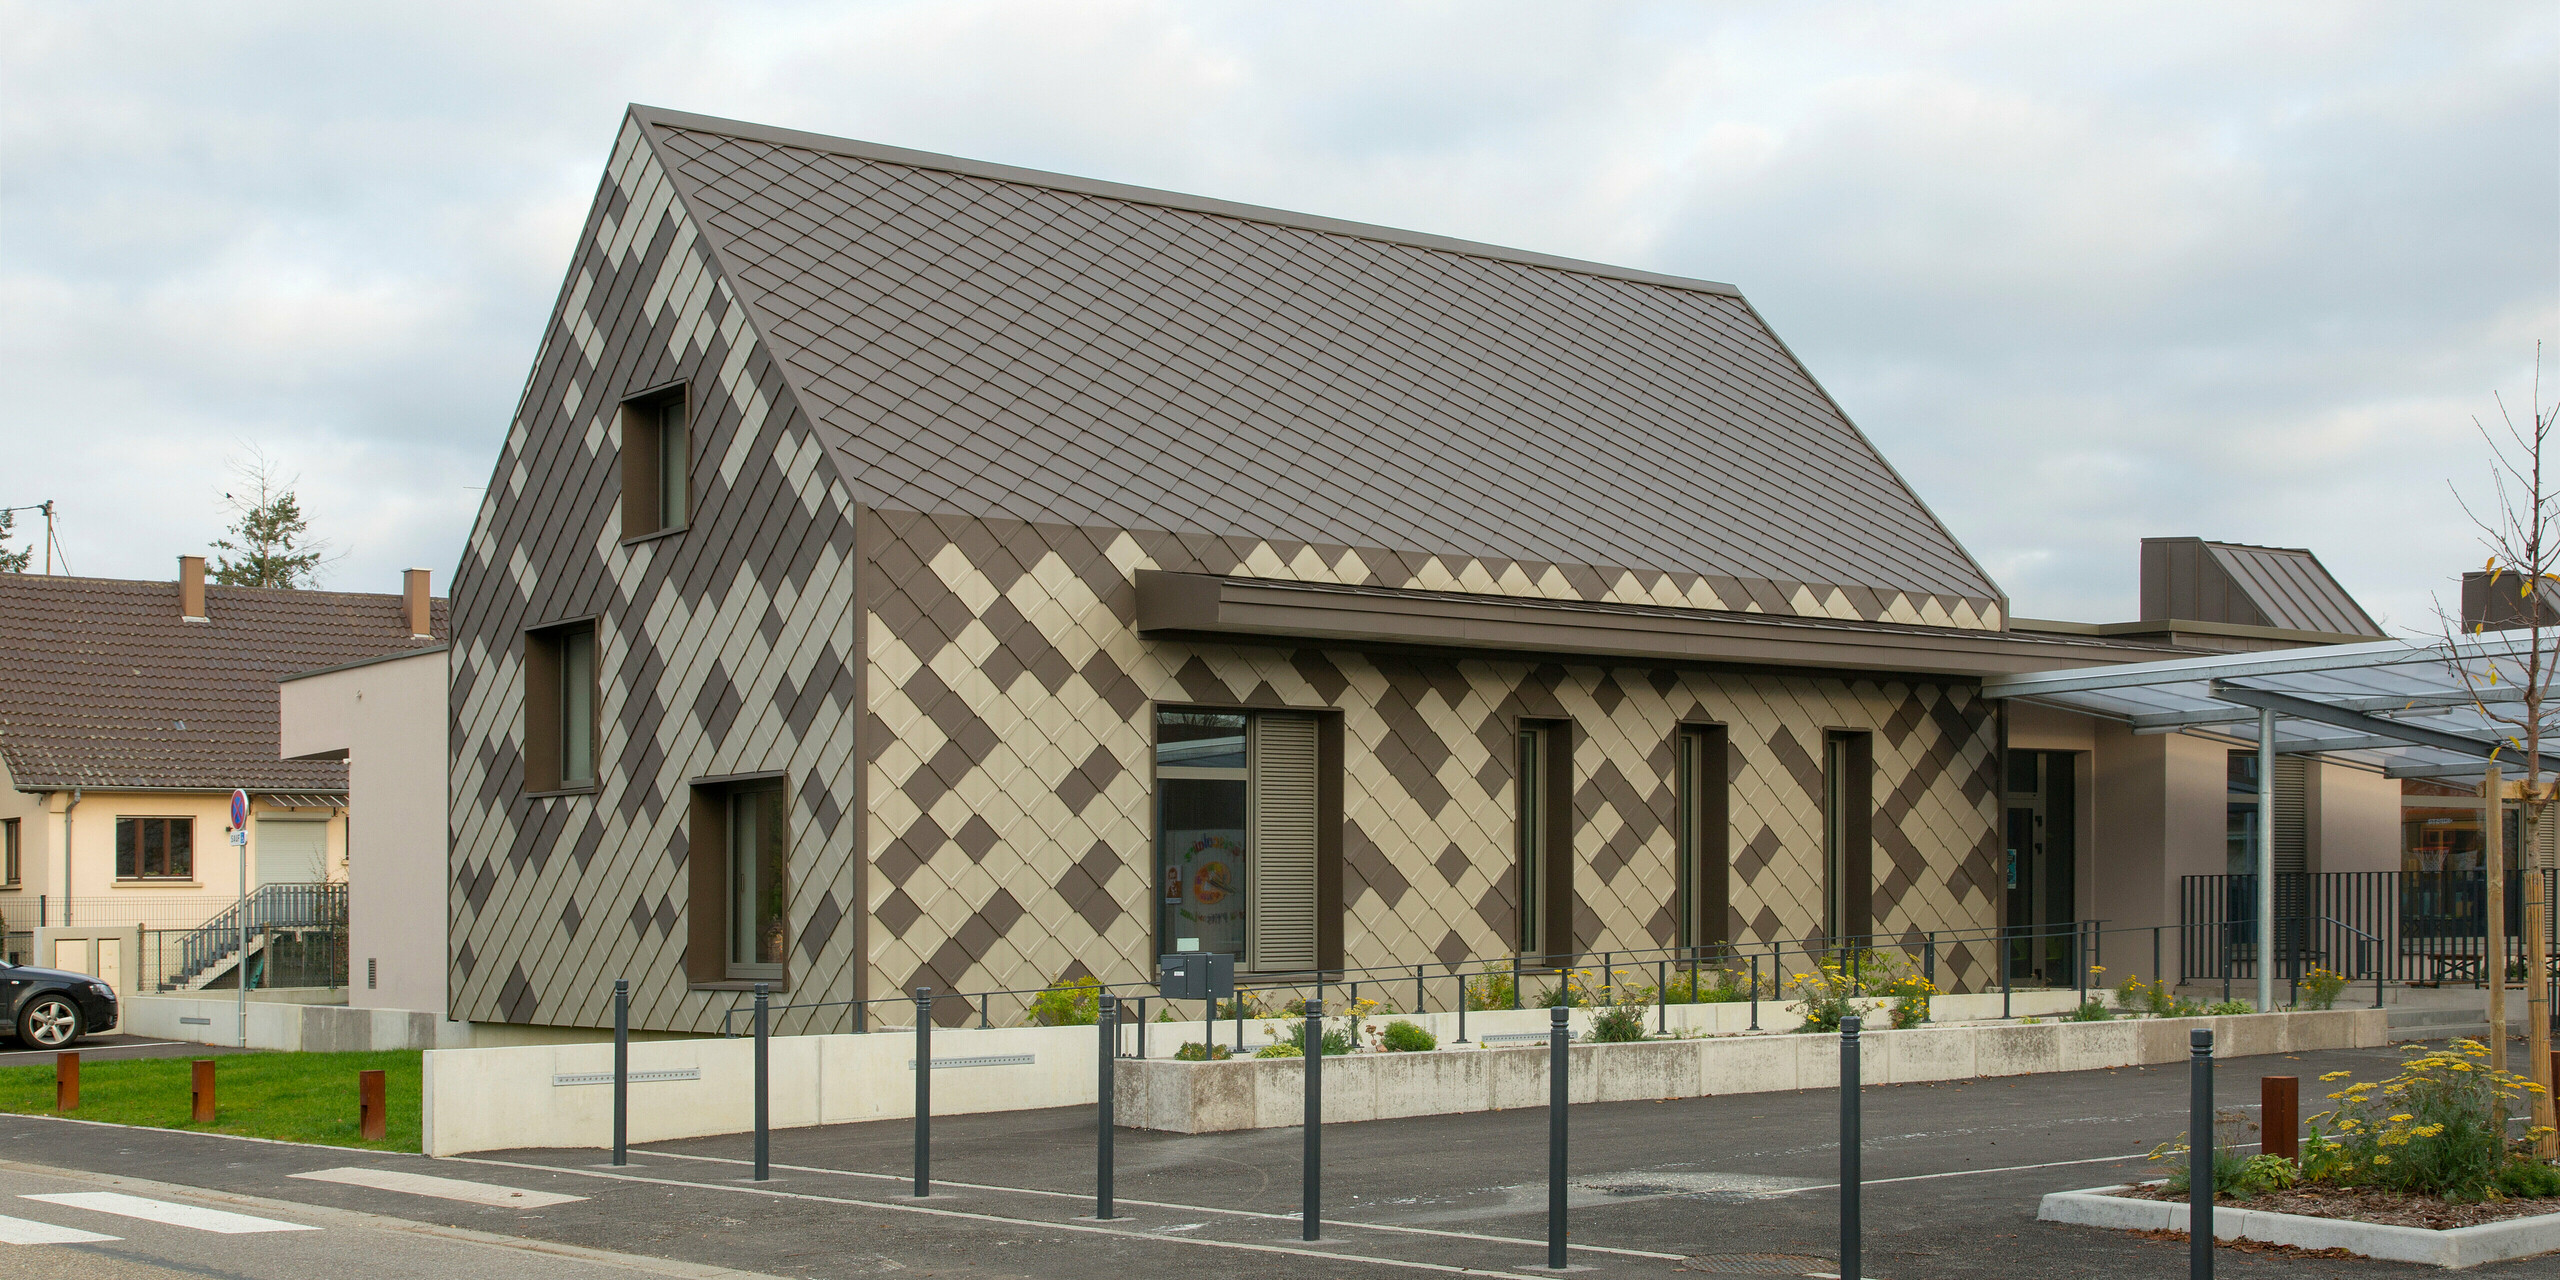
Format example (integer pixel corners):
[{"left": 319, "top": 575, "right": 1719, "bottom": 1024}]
[
  {"left": 687, "top": 771, "right": 793, "bottom": 989},
  {"left": 620, "top": 384, "right": 691, "bottom": 542},
  {"left": 1516, "top": 717, "right": 1575, "bottom": 962},
  {"left": 523, "top": 617, "right": 601, "bottom": 795},
  {"left": 1148, "top": 703, "right": 1343, "bottom": 974},
  {"left": 1822, "top": 730, "right": 1874, "bottom": 947},
  {"left": 2, "top": 816, "right": 18, "bottom": 886},
  {"left": 114, "top": 815, "right": 196, "bottom": 881},
  {"left": 1674, "top": 723, "right": 1729, "bottom": 952}
]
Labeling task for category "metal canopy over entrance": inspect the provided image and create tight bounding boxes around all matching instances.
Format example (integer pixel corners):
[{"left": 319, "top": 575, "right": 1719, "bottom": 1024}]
[{"left": 1981, "top": 632, "right": 2537, "bottom": 1010}]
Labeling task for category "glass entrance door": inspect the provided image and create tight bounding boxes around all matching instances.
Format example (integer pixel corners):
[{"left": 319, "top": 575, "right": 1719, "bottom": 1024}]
[{"left": 2002, "top": 750, "right": 2078, "bottom": 983}]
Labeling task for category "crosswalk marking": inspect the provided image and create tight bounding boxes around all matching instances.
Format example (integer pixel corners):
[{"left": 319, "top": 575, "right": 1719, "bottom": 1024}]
[
  {"left": 291, "top": 1166, "right": 586, "bottom": 1208},
  {"left": 0, "top": 1213, "right": 119, "bottom": 1245},
  {"left": 21, "top": 1192, "right": 319, "bottom": 1235}
]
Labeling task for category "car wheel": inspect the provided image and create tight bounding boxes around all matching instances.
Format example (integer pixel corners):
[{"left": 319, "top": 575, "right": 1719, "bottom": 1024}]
[{"left": 18, "top": 994, "right": 81, "bottom": 1049}]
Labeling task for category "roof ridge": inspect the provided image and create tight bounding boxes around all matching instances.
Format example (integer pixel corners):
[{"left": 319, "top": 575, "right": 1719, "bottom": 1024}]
[
  {"left": 0, "top": 573, "right": 441, "bottom": 604},
  {"left": 628, "top": 103, "right": 1745, "bottom": 301}
]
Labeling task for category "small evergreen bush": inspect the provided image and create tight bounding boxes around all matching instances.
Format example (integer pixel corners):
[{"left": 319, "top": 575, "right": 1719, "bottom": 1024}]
[{"left": 1378, "top": 1020, "right": 1437, "bottom": 1052}]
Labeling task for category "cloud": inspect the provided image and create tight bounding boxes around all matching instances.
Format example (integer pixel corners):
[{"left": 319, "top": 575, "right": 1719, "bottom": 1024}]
[{"left": 0, "top": 0, "right": 2551, "bottom": 635}]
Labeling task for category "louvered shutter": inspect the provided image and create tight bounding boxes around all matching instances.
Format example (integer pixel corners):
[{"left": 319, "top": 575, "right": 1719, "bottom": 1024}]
[
  {"left": 1248, "top": 715, "right": 1320, "bottom": 971},
  {"left": 2272, "top": 756, "right": 2309, "bottom": 876}
]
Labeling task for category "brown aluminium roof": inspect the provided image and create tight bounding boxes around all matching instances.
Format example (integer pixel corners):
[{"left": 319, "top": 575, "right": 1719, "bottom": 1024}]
[
  {"left": 0, "top": 574, "right": 449, "bottom": 793},
  {"left": 630, "top": 106, "right": 2007, "bottom": 624}
]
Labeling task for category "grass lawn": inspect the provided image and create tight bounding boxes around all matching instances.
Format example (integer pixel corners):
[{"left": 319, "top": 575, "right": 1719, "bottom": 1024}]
[{"left": 0, "top": 1050, "right": 421, "bottom": 1152}]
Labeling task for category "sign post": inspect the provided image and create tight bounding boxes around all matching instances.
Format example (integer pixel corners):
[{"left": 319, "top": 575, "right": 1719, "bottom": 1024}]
[{"left": 230, "top": 790, "right": 249, "bottom": 1047}]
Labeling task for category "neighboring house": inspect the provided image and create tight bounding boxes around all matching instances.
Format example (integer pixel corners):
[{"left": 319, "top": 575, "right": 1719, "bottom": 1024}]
[
  {"left": 448, "top": 106, "right": 2221, "bottom": 1035},
  {"left": 0, "top": 558, "right": 446, "bottom": 989},
  {"left": 279, "top": 645, "right": 449, "bottom": 1017}
]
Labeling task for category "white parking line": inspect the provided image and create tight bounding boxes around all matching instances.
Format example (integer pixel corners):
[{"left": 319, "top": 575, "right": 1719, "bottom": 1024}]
[
  {"left": 292, "top": 1166, "right": 586, "bottom": 1208},
  {"left": 22, "top": 1192, "right": 319, "bottom": 1234},
  {"left": 0, "top": 1212, "right": 119, "bottom": 1245}
]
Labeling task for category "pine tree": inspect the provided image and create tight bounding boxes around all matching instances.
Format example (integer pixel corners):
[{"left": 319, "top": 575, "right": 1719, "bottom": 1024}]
[
  {"left": 0, "top": 510, "right": 29, "bottom": 574},
  {"left": 211, "top": 452, "right": 331, "bottom": 589}
]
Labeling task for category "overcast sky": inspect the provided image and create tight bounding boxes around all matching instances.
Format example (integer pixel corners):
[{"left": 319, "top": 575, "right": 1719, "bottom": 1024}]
[{"left": 3, "top": 1, "right": 2553, "bottom": 631}]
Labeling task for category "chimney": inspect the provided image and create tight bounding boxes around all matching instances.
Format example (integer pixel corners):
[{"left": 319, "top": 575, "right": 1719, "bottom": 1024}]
[
  {"left": 403, "top": 568, "right": 433, "bottom": 638},
  {"left": 179, "top": 555, "right": 208, "bottom": 621},
  {"left": 2462, "top": 570, "right": 2560, "bottom": 633}
]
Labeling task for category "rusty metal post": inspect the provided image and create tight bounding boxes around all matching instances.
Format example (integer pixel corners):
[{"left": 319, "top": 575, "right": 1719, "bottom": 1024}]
[
  {"left": 2261, "top": 1076, "right": 2297, "bottom": 1162},
  {"left": 191, "top": 1058, "right": 216, "bottom": 1122},
  {"left": 55, "top": 1052, "right": 77, "bottom": 1111},
  {"left": 359, "top": 1069, "right": 387, "bottom": 1142}
]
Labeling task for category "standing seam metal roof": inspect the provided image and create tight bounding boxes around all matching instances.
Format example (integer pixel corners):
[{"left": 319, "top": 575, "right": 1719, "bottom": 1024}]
[{"left": 628, "top": 107, "right": 2003, "bottom": 619}]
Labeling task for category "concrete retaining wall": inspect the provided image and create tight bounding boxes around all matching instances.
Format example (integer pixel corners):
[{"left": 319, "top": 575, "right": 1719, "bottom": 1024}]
[
  {"left": 1116, "top": 1009, "right": 2390, "bottom": 1133},
  {"left": 125, "top": 995, "right": 474, "bottom": 1052},
  {"left": 420, "top": 1023, "right": 1099, "bottom": 1156}
]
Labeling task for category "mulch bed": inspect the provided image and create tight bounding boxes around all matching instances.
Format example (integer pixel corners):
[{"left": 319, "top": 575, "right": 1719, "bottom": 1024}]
[{"left": 2116, "top": 1181, "right": 2560, "bottom": 1230}]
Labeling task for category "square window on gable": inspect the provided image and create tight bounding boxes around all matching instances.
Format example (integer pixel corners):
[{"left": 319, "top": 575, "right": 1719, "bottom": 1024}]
[{"left": 620, "top": 385, "right": 690, "bottom": 539}]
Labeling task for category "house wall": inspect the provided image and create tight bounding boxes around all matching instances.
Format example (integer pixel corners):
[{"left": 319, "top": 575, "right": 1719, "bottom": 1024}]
[
  {"left": 0, "top": 768, "right": 341, "bottom": 937},
  {"left": 444, "top": 116, "right": 2006, "bottom": 1035},
  {"left": 2309, "top": 759, "right": 2399, "bottom": 875},
  {"left": 863, "top": 511, "right": 2006, "bottom": 1007},
  {"left": 447, "top": 123, "right": 865, "bottom": 1036},
  {"left": 282, "top": 650, "right": 449, "bottom": 1015}
]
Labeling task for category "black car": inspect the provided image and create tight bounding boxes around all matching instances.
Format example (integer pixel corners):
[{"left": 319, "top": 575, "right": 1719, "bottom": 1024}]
[{"left": 1, "top": 961, "right": 119, "bottom": 1049}]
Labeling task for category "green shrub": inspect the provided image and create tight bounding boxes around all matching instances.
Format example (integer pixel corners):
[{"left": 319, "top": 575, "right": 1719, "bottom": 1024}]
[
  {"left": 2204, "top": 999, "right": 2256, "bottom": 1016},
  {"left": 1787, "top": 949, "right": 1925, "bottom": 1031},
  {"left": 1172, "top": 1041, "right": 1232, "bottom": 1061},
  {"left": 1588, "top": 1003, "right": 1648, "bottom": 1043},
  {"left": 2495, "top": 1157, "right": 2560, "bottom": 1198},
  {"left": 2297, "top": 967, "right": 2347, "bottom": 1012},
  {"left": 1025, "top": 975, "right": 1100, "bottom": 1026},
  {"left": 2313, "top": 1040, "right": 2552, "bottom": 1200},
  {"left": 1378, "top": 1020, "right": 1437, "bottom": 1052},
  {"left": 2111, "top": 972, "right": 2203, "bottom": 1018},
  {"left": 2150, "top": 1110, "right": 2297, "bottom": 1198},
  {"left": 1662, "top": 966, "right": 1759, "bottom": 1004},
  {"left": 1465, "top": 968, "right": 1518, "bottom": 1011},
  {"left": 1261, "top": 1019, "right": 1355, "bottom": 1057},
  {"left": 2066, "top": 1000, "right": 2116, "bottom": 1022}
]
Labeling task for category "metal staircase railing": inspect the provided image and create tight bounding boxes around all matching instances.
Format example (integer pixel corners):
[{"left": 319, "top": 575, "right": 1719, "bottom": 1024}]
[{"left": 162, "top": 883, "right": 347, "bottom": 991}]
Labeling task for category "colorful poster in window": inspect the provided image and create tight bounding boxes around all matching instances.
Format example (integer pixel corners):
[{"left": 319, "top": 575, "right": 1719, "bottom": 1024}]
[{"left": 1163, "top": 828, "right": 1246, "bottom": 957}]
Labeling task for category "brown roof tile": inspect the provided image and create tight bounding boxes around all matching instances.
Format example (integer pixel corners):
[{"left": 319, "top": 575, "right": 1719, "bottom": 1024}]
[{"left": 0, "top": 574, "right": 449, "bottom": 792}]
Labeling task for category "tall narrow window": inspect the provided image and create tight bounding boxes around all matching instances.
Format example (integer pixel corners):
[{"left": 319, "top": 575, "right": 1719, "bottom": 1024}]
[
  {"left": 621, "top": 387, "right": 689, "bottom": 538},
  {"left": 1155, "top": 708, "right": 1326, "bottom": 972},
  {"left": 1518, "top": 725, "right": 1546, "bottom": 955},
  {"left": 1675, "top": 725, "right": 1728, "bottom": 950},
  {"left": 2, "top": 817, "right": 17, "bottom": 886},
  {"left": 728, "top": 781, "right": 789, "bottom": 978},
  {"left": 1823, "top": 731, "right": 1873, "bottom": 945},
  {"left": 1516, "top": 719, "right": 1573, "bottom": 959},
  {"left": 524, "top": 620, "right": 599, "bottom": 793}
]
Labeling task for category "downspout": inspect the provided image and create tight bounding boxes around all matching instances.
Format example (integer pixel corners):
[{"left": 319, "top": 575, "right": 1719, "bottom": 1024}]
[{"left": 61, "top": 788, "right": 80, "bottom": 927}]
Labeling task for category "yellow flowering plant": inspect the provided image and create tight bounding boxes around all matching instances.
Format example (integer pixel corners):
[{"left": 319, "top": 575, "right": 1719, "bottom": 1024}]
[{"left": 2311, "top": 1039, "right": 2555, "bottom": 1200}]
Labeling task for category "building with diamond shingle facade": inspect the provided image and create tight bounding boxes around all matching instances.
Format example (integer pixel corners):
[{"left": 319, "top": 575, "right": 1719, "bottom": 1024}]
[{"left": 448, "top": 106, "right": 2196, "bottom": 1034}]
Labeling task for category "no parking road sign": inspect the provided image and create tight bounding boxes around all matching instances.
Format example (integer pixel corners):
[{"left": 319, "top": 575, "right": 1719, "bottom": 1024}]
[{"left": 230, "top": 789, "right": 249, "bottom": 843}]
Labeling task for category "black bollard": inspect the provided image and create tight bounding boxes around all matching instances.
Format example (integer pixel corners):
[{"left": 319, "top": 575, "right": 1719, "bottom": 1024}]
[
  {"left": 1303, "top": 999, "right": 1322, "bottom": 1241},
  {"left": 1841, "top": 1013, "right": 1862, "bottom": 1280},
  {"left": 1096, "top": 993, "right": 1118, "bottom": 1219},
  {"left": 914, "top": 986, "right": 932, "bottom": 1197},
  {"left": 752, "top": 982, "right": 770, "bottom": 1181},
  {"left": 1548, "top": 1003, "right": 1569, "bottom": 1269},
  {"left": 2191, "top": 1027, "right": 2215, "bottom": 1279},
  {"left": 611, "top": 978, "right": 629, "bottom": 1167}
]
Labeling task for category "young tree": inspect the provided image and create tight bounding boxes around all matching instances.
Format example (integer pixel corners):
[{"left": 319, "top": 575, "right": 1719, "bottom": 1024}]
[
  {"left": 211, "top": 449, "right": 334, "bottom": 589},
  {"left": 0, "top": 508, "right": 30, "bottom": 574},
  {"left": 2443, "top": 344, "right": 2560, "bottom": 1156}
]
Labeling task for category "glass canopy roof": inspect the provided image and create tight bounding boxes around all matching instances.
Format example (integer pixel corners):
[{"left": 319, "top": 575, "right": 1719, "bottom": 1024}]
[{"left": 1979, "top": 631, "right": 2551, "bottom": 782}]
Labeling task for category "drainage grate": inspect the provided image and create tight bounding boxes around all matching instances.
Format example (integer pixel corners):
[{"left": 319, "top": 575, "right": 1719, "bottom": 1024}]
[{"left": 1681, "top": 1255, "right": 1834, "bottom": 1276}]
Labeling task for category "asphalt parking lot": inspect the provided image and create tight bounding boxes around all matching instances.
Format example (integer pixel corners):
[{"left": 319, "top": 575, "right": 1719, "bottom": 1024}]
[
  {"left": 0, "top": 1034, "right": 251, "bottom": 1068},
  {"left": 0, "top": 1041, "right": 2548, "bottom": 1278}
]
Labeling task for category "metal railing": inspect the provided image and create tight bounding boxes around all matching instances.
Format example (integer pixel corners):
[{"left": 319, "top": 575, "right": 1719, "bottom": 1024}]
[
  {"left": 163, "top": 883, "right": 347, "bottom": 990},
  {"left": 712, "top": 918, "right": 2270, "bottom": 1040},
  {"left": 2181, "top": 870, "right": 2560, "bottom": 987}
]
